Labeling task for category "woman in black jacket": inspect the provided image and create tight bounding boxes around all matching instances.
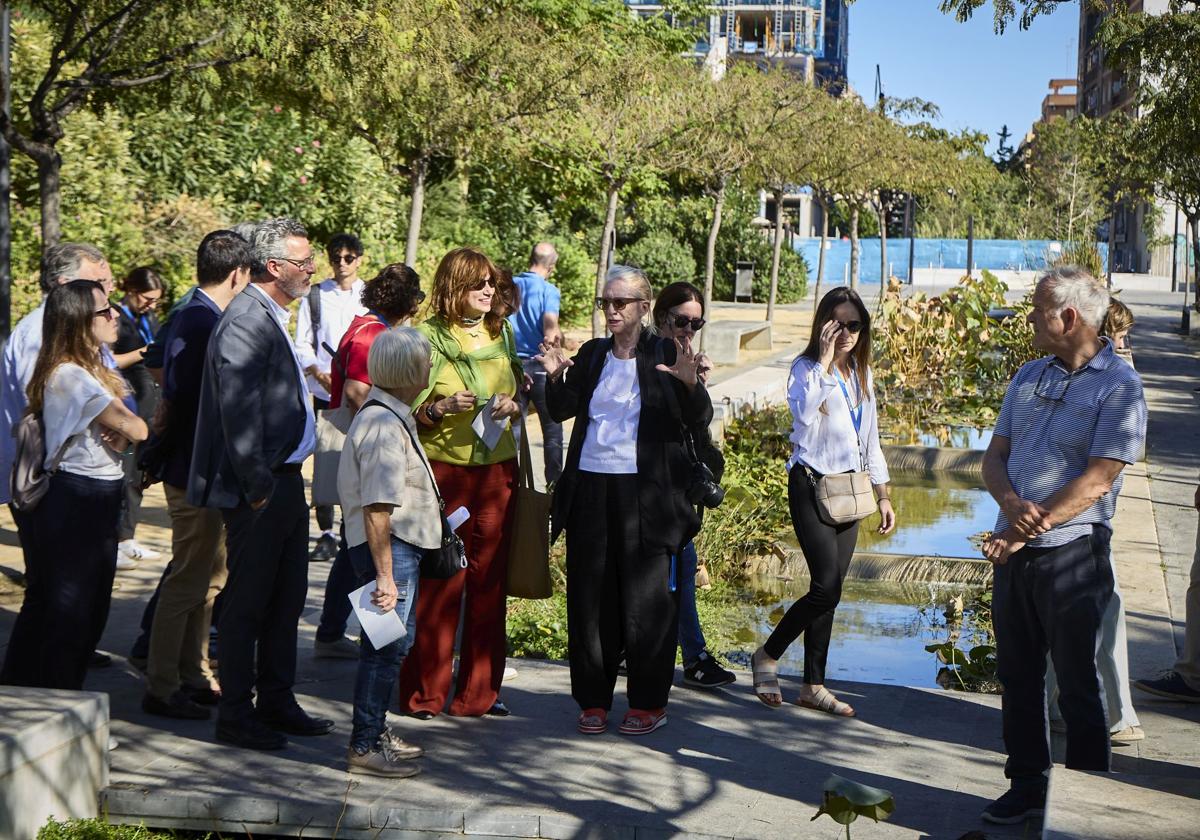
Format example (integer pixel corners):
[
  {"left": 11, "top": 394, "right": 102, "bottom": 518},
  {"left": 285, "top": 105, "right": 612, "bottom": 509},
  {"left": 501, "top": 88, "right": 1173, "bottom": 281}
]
[{"left": 537, "top": 265, "right": 711, "bottom": 737}]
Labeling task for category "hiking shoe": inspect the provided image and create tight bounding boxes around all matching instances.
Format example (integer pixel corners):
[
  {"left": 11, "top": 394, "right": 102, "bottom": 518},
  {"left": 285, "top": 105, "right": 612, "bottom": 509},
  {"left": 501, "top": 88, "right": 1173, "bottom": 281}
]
[
  {"left": 682, "top": 651, "right": 736, "bottom": 689},
  {"left": 1134, "top": 671, "right": 1200, "bottom": 702},
  {"left": 1111, "top": 725, "right": 1145, "bottom": 745},
  {"left": 981, "top": 785, "right": 1046, "bottom": 825},
  {"left": 314, "top": 636, "right": 360, "bottom": 659},
  {"left": 348, "top": 734, "right": 422, "bottom": 778},
  {"left": 310, "top": 533, "right": 338, "bottom": 563},
  {"left": 379, "top": 727, "right": 424, "bottom": 759}
]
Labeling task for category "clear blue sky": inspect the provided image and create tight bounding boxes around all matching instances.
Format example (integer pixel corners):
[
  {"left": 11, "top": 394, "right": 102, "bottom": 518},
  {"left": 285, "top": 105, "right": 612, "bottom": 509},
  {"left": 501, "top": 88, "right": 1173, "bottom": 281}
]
[{"left": 845, "top": 0, "right": 1079, "bottom": 154}]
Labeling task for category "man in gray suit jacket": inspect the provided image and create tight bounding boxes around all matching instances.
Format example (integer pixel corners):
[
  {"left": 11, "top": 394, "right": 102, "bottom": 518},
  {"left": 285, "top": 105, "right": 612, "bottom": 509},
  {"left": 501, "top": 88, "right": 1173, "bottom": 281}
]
[{"left": 189, "top": 217, "right": 333, "bottom": 750}]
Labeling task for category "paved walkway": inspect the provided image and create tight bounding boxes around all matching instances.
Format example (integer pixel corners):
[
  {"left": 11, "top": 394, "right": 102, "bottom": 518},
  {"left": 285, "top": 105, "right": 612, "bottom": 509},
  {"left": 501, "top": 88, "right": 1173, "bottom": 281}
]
[{"left": 1, "top": 291, "right": 1198, "bottom": 838}]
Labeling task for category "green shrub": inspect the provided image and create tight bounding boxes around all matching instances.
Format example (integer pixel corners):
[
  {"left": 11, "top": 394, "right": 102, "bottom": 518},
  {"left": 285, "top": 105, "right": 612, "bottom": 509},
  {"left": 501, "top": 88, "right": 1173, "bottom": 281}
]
[
  {"left": 37, "top": 819, "right": 208, "bottom": 840},
  {"left": 621, "top": 231, "right": 698, "bottom": 293}
]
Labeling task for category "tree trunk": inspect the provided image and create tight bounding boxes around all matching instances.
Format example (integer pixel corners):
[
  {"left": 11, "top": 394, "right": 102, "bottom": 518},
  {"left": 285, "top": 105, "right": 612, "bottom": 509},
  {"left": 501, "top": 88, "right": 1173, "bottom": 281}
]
[
  {"left": 849, "top": 202, "right": 861, "bottom": 289},
  {"left": 766, "top": 188, "right": 784, "bottom": 324},
  {"left": 594, "top": 184, "right": 620, "bottom": 337},
  {"left": 701, "top": 178, "right": 726, "bottom": 352},
  {"left": 404, "top": 156, "right": 429, "bottom": 268},
  {"left": 37, "top": 150, "right": 63, "bottom": 250},
  {"left": 878, "top": 202, "right": 888, "bottom": 287},
  {"left": 1190, "top": 215, "right": 1200, "bottom": 308},
  {"left": 814, "top": 195, "right": 830, "bottom": 314}
]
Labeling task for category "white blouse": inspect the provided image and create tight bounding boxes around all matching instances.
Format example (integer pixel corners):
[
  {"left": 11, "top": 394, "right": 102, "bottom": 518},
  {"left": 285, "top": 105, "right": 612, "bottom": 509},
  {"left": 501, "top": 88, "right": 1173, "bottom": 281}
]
[
  {"left": 579, "top": 352, "right": 640, "bottom": 474},
  {"left": 785, "top": 356, "right": 889, "bottom": 486},
  {"left": 43, "top": 363, "right": 125, "bottom": 480}
]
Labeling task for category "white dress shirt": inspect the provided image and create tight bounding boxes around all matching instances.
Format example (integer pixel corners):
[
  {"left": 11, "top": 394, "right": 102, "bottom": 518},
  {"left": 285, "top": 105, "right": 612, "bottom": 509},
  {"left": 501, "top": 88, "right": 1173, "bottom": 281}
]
[
  {"left": 579, "top": 352, "right": 640, "bottom": 474},
  {"left": 247, "top": 284, "right": 316, "bottom": 463},
  {"left": 294, "top": 278, "right": 367, "bottom": 400},
  {"left": 0, "top": 303, "right": 47, "bottom": 504},
  {"left": 43, "top": 363, "right": 124, "bottom": 480},
  {"left": 785, "top": 355, "right": 889, "bottom": 486}
]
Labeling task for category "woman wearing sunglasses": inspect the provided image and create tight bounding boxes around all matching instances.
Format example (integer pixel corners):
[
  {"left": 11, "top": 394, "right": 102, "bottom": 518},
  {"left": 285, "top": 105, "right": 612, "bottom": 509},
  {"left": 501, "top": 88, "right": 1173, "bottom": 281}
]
[
  {"left": 752, "top": 286, "right": 895, "bottom": 717},
  {"left": 650, "top": 282, "right": 736, "bottom": 689},
  {"left": 399, "top": 247, "right": 523, "bottom": 719},
  {"left": 537, "top": 266, "right": 710, "bottom": 736},
  {"left": 1, "top": 281, "right": 147, "bottom": 689}
]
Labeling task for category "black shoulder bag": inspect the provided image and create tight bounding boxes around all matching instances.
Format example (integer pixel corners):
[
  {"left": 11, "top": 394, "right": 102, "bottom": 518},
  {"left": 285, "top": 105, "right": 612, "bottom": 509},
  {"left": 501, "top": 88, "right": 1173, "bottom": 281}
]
[{"left": 361, "top": 399, "right": 466, "bottom": 580}]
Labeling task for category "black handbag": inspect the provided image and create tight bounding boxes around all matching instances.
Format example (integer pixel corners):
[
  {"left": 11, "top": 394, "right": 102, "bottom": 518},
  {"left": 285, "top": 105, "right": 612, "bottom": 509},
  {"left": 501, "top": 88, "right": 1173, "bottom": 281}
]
[{"left": 363, "top": 399, "right": 467, "bottom": 580}]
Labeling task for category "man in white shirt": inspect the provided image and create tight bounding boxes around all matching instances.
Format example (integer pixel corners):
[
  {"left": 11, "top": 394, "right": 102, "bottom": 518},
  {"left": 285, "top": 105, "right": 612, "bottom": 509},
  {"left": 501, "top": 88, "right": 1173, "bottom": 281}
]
[
  {"left": 294, "top": 233, "right": 368, "bottom": 563},
  {"left": 1, "top": 243, "right": 114, "bottom": 510}
]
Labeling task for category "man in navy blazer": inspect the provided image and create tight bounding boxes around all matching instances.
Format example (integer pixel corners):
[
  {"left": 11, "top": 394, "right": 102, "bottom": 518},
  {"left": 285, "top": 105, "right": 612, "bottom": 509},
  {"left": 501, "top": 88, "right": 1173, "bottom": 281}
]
[{"left": 188, "top": 217, "right": 332, "bottom": 750}]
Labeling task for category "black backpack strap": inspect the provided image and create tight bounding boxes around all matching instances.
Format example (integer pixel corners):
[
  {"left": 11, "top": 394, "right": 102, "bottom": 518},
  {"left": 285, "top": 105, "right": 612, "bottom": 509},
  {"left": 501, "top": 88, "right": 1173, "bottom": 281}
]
[
  {"left": 361, "top": 399, "right": 444, "bottom": 510},
  {"left": 307, "top": 285, "right": 322, "bottom": 353}
]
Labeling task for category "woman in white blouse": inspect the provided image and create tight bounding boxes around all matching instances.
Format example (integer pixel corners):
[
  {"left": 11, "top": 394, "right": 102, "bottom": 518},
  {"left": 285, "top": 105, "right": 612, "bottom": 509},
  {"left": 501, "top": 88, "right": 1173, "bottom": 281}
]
[
  {"left": 752, "top": 286, "right": 896, "bottom": 717},
  {"left": 0, "top": 280, "right": 147, "bottom": 690}
]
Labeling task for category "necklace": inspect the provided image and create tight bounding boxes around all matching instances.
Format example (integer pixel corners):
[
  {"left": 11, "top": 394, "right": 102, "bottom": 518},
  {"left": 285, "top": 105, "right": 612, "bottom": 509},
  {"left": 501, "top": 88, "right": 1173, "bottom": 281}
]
[{"left": 461, "top": 314, "right": 484, "bottom": 327}]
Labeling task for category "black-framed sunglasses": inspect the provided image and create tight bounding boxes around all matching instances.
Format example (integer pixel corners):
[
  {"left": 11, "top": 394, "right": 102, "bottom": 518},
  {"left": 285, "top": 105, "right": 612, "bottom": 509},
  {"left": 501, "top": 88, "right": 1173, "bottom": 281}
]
[
  {"left": 94, "top": 306, "right": 115, "bottom": 321},
  {"left": 468, "top": 276, "right": 497, "bottom": 291},
  {"left": 1033, "top": 362, "right": 1074, "bottom": 403},
  {"left": 835, "top": 319, "right": 863, "bottom": 334},
  {"left": 670, "top": 314, "right": 706, "bottom": 332},
  {"left": 331, "top": 253, "right": 360, "bottom": 265},
  {"left": 595, "top": 297, "right": 646, "bottom": 312}
]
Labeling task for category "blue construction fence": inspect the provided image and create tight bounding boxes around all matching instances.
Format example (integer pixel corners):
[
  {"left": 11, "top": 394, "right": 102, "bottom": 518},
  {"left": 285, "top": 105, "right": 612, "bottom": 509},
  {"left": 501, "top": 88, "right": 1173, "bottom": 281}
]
[{"left": 794, "top": 238, "right": 1110, "bottom": 285}]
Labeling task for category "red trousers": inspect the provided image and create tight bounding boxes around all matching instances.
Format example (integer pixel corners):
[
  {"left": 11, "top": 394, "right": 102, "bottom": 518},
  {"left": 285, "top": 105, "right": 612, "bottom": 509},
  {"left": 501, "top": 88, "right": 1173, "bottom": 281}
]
[{"left": 398, "top": 458, "right": 516, "bottom": 716}]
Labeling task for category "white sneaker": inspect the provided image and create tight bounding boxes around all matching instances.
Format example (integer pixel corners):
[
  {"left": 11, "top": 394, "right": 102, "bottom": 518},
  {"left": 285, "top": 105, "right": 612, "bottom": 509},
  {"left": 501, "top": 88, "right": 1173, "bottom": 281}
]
[
  {"left": 120, "top": 539, "right": 162, "bottom": 561},
  {"left": 503, "top": 666, "right": 518, "bottom": 681},
  {"left": 115, "top": 550, "right": 138, "bottom": 571}
]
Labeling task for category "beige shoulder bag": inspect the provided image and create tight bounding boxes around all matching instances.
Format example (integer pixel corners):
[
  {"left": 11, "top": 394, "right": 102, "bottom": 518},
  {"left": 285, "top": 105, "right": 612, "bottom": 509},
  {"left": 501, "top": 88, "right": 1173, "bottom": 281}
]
[{"left": 811, "top": 368, "right": 877, "bottom": 527}]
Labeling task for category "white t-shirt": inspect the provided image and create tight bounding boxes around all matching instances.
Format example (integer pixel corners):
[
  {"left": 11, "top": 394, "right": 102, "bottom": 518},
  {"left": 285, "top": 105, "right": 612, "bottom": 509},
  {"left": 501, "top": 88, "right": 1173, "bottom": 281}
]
[
  {"left": 579, "top": 352, "right": 640, "bottom": 474},
  {"left": 43, "top": 363, "right": 124, "bottom": 480}
]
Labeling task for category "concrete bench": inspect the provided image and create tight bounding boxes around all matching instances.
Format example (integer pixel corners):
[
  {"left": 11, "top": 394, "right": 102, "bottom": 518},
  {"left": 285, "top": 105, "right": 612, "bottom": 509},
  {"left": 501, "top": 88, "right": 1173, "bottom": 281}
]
[
  {"left": 703, "top": 320, "right": 773, "bottom": 365},
  {"left": 1, "top": 687, "right": 109, "bottom": 839}
]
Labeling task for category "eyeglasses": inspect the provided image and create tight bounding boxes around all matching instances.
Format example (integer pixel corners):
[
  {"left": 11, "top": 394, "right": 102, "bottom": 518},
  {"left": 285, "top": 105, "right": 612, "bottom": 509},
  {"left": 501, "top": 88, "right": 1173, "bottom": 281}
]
[
  {"left": 834, "top": 320, "right": 863, "bottom": 334},
  {"left": 414, "top": 289, "right": 427, "bottom": 303},
  {"left": 468, "top": 277, "right": 497, "bottom": 291},
  {"left": 670, "top": 314, "right": 706, "bottom": 331},
  {"left": 1033, "top": 362, "right": 1074, "bottom": 403},
  {"left": 595, "top": 297, "right": 646, "bottom": 312},
  {"left": 272, "top": 255, "right": 316, "bottom": 270},
  {"left": 331, "top": 254, "right": 360, "bottom": 265},
  {"left": 94, "top": 306, "right": 115, "bottom": 321}
]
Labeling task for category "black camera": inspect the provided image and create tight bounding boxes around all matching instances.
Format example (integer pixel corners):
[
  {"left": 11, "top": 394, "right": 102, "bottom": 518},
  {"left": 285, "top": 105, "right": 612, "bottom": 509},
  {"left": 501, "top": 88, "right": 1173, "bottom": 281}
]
[{"left": 686, "top": 460, "right": 725, "bottom": 509}]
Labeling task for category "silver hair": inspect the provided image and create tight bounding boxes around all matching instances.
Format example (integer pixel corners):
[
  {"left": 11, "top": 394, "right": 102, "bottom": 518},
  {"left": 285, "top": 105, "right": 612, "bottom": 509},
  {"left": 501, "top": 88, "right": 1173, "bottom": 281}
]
[
  {"left": 1038, "top": 265, "right": 1109, "bottom": 330},
  {"left": 40, "top": 242, "right": 106, "bottom": 293},
  {"left": 604, "top": 264, "right": 651, "bottom": 301},
  {"left": 367, "top": 326, "right": 432, "bottom": 392},
  {"left": 251, "top": 217, "right": 308, "bottom": 267},
  {"left": 230, "top": 221, "right": 260, "bottom": 243}
]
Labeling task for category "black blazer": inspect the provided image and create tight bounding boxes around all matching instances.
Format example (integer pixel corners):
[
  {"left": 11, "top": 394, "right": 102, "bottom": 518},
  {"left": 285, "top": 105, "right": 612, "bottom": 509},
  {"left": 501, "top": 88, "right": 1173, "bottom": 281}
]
[
  {"left": 547, "top": 328, "right": 713, "bottom": 555},
  {"left": 186, "top": 286, "right": 309, "bottom": 509}
]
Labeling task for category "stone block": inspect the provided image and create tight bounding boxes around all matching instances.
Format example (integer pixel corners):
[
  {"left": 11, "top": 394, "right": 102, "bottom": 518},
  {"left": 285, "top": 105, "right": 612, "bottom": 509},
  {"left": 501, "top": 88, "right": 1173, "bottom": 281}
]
[
  {"left": 101, "top": 786, "right": 186, "bottom": 819},
  {"left": 464, "top": 808, "right": 541, "bottom": 837},
  {"left": 277, "top": 798, "right": 371, "bottom": 830},
  {"left": 539, "top": 814, "right": 636, "bottom": 840},
  {"left": 187, "top": 794, "right": 277, "bottom": 823},
  {"left": 373, "top": 805, "right": 464, "bottom": 832}
]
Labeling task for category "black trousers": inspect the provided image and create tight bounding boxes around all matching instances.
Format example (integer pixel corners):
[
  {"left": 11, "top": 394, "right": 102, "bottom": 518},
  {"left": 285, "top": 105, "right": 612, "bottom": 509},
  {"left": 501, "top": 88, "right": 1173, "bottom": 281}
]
[
  {"left": 566, "top": 472, "right": 678, "bottom": 711},
  {"left": 1, "top": 472, "right": 123, "bottom": 689},
  {"left": 217, "top": 471, "right": 310, "bottom": 723},
  {"left": 994, "top": 527, "right": 1114, "bottom": 785},
  {"left": 763, "top": 465, "right": 860, "bottom": 684}
]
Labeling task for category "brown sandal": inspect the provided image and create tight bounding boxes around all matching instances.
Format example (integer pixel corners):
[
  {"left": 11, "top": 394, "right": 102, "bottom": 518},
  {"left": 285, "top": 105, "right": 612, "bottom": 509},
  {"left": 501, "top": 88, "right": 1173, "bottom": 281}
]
[
  {"left": 752, "top": 647, "right": 783, "bottom": 708},
  {"left": 795, "top": 686, "right": 856, "bottom": 717}
]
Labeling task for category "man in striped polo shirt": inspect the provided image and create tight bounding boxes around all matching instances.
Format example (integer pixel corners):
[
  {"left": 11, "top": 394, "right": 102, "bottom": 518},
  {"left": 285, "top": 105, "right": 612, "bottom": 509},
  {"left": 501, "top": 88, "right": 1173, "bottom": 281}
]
[{"left": 978, "top": 266, "right": 1147, "bottom": 825}]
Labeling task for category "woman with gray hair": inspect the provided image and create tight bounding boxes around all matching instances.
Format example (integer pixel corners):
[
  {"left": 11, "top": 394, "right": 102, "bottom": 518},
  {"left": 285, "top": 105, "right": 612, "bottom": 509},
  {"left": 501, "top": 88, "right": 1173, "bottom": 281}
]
[
  {"left": 337, "top": 326, "right": 442, "bottom": 778},
  {"left": 537, "top": 265, "right": 711, "bottom": 736}
]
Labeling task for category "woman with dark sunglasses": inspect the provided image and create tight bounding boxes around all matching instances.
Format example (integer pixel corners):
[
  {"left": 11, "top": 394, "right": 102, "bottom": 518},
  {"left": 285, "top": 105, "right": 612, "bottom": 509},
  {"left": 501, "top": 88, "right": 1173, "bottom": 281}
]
[
  {"left": 650, "top": 282, "right": 735, "bottom": 690},
  {"left": 399, "top": 247, "right": 523, "bottom": 719},
  {"left": 537, "top": 266, "right": 711, "bottom": 736},
  {"left": 752, "top": 286, "right": 895, "bottom": 717}
]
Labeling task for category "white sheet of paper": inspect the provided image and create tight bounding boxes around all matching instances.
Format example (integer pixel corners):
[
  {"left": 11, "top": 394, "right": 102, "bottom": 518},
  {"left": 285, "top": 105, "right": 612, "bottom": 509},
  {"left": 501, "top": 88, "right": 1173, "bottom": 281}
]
[
  {"left": 470, "top": 394, "right": 510, "bottom": 450},
  {"left": 347, "top": 582, "right": 407, "bottom": 649}
]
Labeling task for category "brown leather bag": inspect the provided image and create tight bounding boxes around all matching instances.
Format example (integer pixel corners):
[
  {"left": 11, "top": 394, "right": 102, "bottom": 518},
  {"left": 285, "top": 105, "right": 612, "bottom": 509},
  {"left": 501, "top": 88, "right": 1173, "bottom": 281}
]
[
  {"left": 505, "top": 416, "right": 553, "bottom": 599},
  {"left": 812, "top": 469, "right": 877, "bottom": 526}
]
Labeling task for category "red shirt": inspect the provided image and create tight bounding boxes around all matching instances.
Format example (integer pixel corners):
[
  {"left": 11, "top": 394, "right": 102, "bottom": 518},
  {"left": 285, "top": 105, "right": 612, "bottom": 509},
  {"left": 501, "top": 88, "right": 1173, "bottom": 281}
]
[{"left": 329, "top": 314, "right": 387, "bottom": 409}]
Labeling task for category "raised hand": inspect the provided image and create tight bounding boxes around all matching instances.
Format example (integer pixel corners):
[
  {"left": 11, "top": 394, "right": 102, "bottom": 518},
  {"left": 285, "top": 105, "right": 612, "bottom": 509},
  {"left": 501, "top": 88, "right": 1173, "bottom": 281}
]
[
  {"left": 655, "top": 336, "right": 700, "bottom": 388},
  {"left": 818, "top": 320, "right": 842, "bottom": 370},
  {"left": 534, "top": 338, "right": 573, "bottom": 380}
]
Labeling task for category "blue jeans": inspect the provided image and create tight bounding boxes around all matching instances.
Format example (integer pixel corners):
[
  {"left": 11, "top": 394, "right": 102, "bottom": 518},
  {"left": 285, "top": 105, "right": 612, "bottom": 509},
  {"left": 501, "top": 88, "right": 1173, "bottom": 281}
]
[
  {"left": 349, "top": 536, "right": 421, "bottom": 751},
  {"left": 677, "top": 542, "right": 706, "bottom": 664}
]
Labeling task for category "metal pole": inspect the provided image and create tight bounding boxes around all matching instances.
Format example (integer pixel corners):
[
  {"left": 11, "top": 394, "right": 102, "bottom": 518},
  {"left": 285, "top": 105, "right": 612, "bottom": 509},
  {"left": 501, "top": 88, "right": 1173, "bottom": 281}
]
[
  {"left": 1184, "top": 214, "right": 1193, "bottom": 335},
  {"left": 906, "top": 194, "right": 915, "bottom": 285},
  {"left": 966, "top": 215, "right": 974, "bottom": 277},
  {"left": 1106, "top": 200, "right": 1116, "bottom": 290},
  {"left": 0, "top": 3, "right": 11, "bottom": 341}
]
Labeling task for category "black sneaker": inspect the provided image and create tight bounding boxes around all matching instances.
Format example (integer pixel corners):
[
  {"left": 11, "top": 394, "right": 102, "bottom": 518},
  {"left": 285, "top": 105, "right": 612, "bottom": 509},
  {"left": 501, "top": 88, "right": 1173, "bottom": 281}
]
[
  {"left": 1133, "top": 670, "right": 1200, "bottom": 703},
  {"left": 682, "top": 651, "right": 736, "bottom": 689},
  {"left": 310, "top": 533, "right": 338, "bottom": 563},
  {"left": 981, "top": 785, "right": 1046, "bottom": 825}
]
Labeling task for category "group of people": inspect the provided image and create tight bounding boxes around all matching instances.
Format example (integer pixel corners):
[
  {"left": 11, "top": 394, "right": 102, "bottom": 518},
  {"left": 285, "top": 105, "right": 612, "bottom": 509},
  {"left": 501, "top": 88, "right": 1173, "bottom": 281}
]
[{"left": 0, "top": 221, "right": 1179, "bottom": 824}]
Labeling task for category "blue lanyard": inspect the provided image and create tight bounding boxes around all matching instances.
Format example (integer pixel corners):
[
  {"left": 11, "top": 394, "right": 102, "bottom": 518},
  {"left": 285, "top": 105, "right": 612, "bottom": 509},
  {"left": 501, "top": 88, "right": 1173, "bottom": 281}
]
[
  {"left": 833, "top": 368, "right": 862, "bottom": 434},
  {"left": 367, "top": 309, "right": 389, "bottom": 326},
  {"left": 118, "top": 303, "right": 154, "bottom": 345}
]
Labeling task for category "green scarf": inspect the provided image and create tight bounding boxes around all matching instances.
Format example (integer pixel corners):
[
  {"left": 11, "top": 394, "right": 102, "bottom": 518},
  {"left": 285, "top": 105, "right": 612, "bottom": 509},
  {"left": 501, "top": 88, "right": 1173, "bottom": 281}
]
[{"left": 415, "top": 315, "right": 523, "bottom": 409}]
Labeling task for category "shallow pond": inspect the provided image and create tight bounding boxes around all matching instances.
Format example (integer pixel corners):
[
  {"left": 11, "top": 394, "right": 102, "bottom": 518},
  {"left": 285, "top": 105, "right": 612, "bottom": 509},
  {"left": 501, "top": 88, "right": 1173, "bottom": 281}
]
[
  {"left": 880, "top": 423, "right": 994, "bottom": 451},
  {"left": 730, "top": 578, "right": 989, "bottom": 690}
]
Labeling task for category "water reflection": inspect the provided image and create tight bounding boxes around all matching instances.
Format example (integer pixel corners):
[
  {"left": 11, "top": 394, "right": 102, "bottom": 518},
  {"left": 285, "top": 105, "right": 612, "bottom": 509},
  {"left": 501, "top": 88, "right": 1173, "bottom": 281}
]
[{"left": 736, "top": 578, "right": 987, "bottom": 689}]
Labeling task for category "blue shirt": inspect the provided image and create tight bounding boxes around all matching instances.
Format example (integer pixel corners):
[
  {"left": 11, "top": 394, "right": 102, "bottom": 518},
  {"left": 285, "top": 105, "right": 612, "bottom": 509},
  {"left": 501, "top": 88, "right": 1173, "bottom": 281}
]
[
  {"left": 993, "top": 339, "right": 1147, "bottom": 547},
  {"left": 508, "top": 271, "right": 560, "bottom": 359},
  {"left": 160, "top": 289, "right": 222, "bottom": 488}
]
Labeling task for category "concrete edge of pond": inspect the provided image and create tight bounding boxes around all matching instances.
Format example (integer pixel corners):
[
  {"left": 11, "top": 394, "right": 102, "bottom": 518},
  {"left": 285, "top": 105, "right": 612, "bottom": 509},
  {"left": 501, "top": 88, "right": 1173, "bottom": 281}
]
[
  {"left": 881, "top": 445, "right": 985, "bottom": 474},
  {"left": 755, "top": 547, "right": 994, "bottom": 587}
]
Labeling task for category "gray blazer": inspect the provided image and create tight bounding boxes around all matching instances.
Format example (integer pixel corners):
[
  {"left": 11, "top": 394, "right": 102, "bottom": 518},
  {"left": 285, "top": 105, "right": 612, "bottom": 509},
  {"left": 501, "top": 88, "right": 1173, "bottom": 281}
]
[{"left": 187, "top": 286, "right": 309, "bottom": 509}]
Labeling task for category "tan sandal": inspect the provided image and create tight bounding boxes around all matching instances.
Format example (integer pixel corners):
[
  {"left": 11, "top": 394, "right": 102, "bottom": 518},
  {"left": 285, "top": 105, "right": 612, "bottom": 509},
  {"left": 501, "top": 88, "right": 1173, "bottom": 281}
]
[
  {"left": 752, "top": 647, "right": 783, "bottom": 708},
  {"left": 796, "top": 686, "right": 855, "bottom": 717}
]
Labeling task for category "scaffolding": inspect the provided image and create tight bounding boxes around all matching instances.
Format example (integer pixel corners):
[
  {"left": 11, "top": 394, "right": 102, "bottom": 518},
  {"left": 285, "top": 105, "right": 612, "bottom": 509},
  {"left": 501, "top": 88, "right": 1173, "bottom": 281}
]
[{"left": 719, "top": 0, "right": 825, "bottom": 59}]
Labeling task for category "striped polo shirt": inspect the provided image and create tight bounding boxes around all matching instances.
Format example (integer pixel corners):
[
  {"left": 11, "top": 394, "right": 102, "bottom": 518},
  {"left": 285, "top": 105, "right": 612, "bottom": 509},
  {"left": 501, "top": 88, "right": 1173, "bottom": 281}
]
[{"left": 993, "top": 338, "right": 1146, "bottom": 547}]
